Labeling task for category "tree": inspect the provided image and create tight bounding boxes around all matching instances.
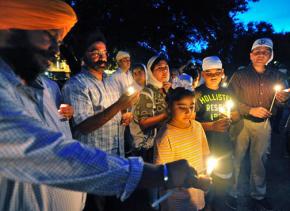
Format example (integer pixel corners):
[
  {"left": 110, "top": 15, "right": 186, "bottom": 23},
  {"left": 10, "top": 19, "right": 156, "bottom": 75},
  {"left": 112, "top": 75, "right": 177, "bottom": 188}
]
[{"left": 63, "top": 0, "right": 257, "bottom": 72}]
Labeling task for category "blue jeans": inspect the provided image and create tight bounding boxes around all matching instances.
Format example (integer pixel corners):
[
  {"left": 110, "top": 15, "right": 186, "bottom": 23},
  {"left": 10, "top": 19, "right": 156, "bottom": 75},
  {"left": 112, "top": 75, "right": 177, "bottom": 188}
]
[{"left": 231, "top": 119, "right": 271, "bottom": 200}]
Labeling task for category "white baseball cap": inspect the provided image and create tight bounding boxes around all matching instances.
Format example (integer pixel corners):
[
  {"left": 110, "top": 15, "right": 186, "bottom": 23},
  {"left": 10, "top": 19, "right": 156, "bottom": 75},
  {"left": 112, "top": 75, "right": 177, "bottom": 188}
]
[
  {"left": 251, "top": 38, "right": 273, "bottom": 51},
  {"left": 251, "top": 38, "right": 274, "bottom": 65},
  {"left": 202, "top": 56, "right": 222, "bottom": 71}
]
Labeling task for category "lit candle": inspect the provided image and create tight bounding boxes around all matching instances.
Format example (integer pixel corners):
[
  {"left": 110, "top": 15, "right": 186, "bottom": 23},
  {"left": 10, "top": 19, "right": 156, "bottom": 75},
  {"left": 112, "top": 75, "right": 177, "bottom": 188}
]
[
  {"left": 126, "top": 86, "right": 136, "bottom": 96},
  {"left": 152, "top": 157, "right": 218, "bottom": 208},
  {"left": 225, "top": 100, "right": 234, "bottom": 118},
  {"left": 219, "top": 100, "right": 234, "bottom": 118},
  {"left": 264, "top": 84, "right": 282, "bottom": 128},
  {"left": 206, "top": 157, "right": 218, "bottom": 176},
  {"left": 269, "top": 84, "right": 282, "bottom": 112}
]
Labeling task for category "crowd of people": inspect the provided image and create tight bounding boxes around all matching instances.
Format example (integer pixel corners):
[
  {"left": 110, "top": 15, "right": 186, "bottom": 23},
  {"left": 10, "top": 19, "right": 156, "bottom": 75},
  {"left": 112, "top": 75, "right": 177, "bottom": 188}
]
[{"left": 0, "top": 0, "right": 289, "bottom": 211}]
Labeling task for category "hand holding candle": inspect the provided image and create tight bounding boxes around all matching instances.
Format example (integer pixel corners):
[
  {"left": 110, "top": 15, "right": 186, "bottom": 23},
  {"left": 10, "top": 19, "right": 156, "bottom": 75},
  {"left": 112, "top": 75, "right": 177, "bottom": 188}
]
[{"left": 152, "top": 157, "right": 217, "bottom": 208}]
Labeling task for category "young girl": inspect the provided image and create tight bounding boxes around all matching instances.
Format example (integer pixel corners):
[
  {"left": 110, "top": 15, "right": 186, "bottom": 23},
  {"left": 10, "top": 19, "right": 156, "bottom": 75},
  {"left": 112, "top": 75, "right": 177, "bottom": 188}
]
[{"left": 154, "top": 87, "right": 210, "bottom": 211}]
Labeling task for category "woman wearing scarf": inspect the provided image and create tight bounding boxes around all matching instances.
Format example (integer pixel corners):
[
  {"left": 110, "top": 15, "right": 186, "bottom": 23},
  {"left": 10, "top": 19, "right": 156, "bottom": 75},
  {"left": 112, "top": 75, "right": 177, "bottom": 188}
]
[{"left": 132, "top": 55, "right": 171, "bottom": 163}]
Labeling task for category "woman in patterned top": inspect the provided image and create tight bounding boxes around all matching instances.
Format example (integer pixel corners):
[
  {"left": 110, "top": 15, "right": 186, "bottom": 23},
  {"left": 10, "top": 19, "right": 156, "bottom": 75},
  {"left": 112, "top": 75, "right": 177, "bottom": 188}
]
[{"left": 132, "top": 55, "right": 171, "bottom": 162}]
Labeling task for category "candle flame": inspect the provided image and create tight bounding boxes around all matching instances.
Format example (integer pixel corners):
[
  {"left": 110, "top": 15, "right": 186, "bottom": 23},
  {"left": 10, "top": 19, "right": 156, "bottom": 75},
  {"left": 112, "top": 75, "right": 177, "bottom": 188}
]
[
  {"left": 206, "top": 157, "right": 218, "bottom": 175},
  {"left": 225, "top": 100, "right": 234, "bottom": 110},
  {"left": 127, "top": 86, "right": 136, "bottom": 95},
  {"left": 274, "top": 84, "right": 282, "bottom": 92}
]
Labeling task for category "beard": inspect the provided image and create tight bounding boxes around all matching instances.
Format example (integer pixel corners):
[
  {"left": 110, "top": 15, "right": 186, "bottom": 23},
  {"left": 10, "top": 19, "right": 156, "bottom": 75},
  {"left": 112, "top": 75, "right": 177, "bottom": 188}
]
[{"left": 0, "top": 30, "right": 56, "bottom": 85}]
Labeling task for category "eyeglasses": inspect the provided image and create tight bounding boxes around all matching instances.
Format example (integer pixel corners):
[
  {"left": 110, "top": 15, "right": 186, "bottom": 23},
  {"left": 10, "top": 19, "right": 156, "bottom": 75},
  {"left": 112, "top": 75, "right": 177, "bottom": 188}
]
[
  {"left": 252, "top": 50, "right": 271, "bottom": 56},
  {"left": 88, "top": 50, "right": 108, "bottom": 57},
  {"left": 203, "top": 69, "right": 223, "bottom": 77}
]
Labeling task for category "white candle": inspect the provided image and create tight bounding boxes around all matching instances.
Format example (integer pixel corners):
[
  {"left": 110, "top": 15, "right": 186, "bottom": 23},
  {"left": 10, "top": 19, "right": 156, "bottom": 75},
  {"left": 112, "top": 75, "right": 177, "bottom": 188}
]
[
  {"left": 264, "top": 84, "right": 282, "bottom": 128},
  {"left": 269, "top": 84, "right": 282, "bottom": 112}
]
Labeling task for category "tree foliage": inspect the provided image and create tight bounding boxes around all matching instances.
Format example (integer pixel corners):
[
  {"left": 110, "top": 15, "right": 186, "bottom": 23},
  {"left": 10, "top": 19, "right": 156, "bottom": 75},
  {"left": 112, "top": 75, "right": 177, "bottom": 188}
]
[{"left": 63, "top": 0, "right": 289, "bottom": 76}]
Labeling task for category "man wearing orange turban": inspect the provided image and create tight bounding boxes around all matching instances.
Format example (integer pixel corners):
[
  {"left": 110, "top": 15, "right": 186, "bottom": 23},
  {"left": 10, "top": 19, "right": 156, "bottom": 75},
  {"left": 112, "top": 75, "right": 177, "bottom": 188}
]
[
  {"left": 0, "top": 0, "right": 77, "bottom": 40},
  {"left": 0, "top": 1, "right": 88, "bottom": 211},
  {"left": 0, "top": 1, "right": 211, "bottom": 211},
  {"left": 0, "top": 0, "right": 77, "bottom": 84}
]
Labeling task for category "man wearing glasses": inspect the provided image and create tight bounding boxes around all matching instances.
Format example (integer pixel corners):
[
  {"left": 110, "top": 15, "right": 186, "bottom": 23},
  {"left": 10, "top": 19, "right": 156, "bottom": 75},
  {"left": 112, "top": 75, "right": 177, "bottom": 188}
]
[
  {"left": 62, "top": 33, "right": 140, "bottom": 210},
  {"left": 62, "top": 33, "right": 138, "bottom": 157},
  {"left": 229, "top": 38, "right": 289, "bottom": 210}
]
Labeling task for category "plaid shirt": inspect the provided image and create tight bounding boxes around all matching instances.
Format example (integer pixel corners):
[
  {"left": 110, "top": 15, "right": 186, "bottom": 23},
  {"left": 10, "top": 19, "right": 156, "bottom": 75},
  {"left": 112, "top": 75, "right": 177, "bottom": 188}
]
[
  {"left": 0, "top": 59, "right": 143, "bottom": 211},
  {"left": 62, "top": 68, "right": 125, "bottom": 156}
]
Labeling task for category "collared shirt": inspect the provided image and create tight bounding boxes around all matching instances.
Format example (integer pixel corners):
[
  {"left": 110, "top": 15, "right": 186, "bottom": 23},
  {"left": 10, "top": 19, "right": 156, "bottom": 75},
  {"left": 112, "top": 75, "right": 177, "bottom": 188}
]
[
  {"left": 62, "top": 68, "right": 125, "bottom": 156},
  {"left": 230, "top": 65, "right": 287, "bottom": 120},
  {"left": 41, "top": 75, "right": 62, "bottom": 107},
  {"left": 0, "top": 59, "right": 143, "bottom": 211}
]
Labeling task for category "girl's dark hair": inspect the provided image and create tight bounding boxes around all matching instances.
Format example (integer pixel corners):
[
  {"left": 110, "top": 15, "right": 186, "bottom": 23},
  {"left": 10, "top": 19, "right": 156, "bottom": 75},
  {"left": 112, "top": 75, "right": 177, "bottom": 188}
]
[
  {"left": 132, "top": 63, "right": 146, "bottom": 72},
  {"left": 151, "top": 55, "right": 168, "bottom": 71},
  {"left": 166, "top": 87, "right": 195, "bottom": 108}
]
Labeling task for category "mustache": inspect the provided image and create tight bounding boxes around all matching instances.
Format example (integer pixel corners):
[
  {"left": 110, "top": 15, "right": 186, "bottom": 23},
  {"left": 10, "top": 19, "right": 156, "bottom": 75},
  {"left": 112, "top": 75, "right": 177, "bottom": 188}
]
[
  {"left": 94, "top": 60, "right": 107, "bottom": 66},
  {"left": 86, "top": 59, "right": 107, "bottom": 70}
]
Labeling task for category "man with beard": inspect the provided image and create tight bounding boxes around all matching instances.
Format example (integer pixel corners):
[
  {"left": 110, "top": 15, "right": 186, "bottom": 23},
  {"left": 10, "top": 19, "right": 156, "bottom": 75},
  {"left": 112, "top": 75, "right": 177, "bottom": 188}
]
[
  {"left": 62, "top": 33, "right": 136, "bottom": 156},
  {"left": 0, "top": 1, "right": 212, "bottom": 211},
  {"left": 62, "top": 33, "right": 141, "bottom": 210}
]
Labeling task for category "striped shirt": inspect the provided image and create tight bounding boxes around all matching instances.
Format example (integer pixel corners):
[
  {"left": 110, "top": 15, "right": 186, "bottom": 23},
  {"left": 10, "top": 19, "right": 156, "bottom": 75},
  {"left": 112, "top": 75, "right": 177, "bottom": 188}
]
[
  {"left": 62, "top": 68, "right": 125, "bottom": 156},
  {"left": 154, "top": 120, "right": 210, "bottom": 210},
  {"left": 229, "top": 65, "right": 287, "bottom": 121},
  {"left": 0, "top": 59, "right": 143, "bottom": 210}
]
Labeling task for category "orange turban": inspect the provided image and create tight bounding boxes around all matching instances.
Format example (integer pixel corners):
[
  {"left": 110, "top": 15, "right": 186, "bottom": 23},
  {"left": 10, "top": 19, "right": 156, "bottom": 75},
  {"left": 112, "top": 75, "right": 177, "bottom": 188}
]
[{"left": 0, "top": 0, "right": 77, "bottom": 40}]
